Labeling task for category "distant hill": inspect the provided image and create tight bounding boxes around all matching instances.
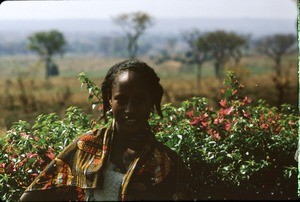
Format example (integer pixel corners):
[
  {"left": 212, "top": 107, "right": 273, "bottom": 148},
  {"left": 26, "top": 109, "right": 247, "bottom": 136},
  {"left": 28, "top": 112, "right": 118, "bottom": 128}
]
[{"left": 0, "top": 18, "right": 296, "bottom": 39}]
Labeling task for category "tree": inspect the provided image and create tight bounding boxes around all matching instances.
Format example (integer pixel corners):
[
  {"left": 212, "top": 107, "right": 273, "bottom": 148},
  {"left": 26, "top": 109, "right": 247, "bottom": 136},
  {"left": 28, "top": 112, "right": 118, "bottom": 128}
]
[
  {"left": 256, "top": 34, "right": 297, "bottom": 107},
  {"left": 113, "top": 12, "right": 153, "bottom": 59},
  {"left": 256, "top": 34, "right": 296, "bottom": 77},
  {"left": 183, "top": 30, "right": 209, "bottom": 90},
  {"left": 203, "top": 30, "right": 247, "bottom": 80},
  {"left": 27, "top": 30, "right": 66, "bottom": 79}
]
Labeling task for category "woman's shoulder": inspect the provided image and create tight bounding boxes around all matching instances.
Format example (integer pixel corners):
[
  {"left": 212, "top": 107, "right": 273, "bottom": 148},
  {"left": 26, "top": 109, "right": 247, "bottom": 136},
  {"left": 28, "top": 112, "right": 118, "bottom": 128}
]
[
  {"left": 76, "top": 124, "right": 111, "bottom": 143},
  {"left": 154, "top": 141, "right": 182, "bottom": 162},
  {"left": 75, "top": 127, "right": 108, "bottom": 154},
  {"left": 56, "top": 126, "right": 107, "bottom": 159}
]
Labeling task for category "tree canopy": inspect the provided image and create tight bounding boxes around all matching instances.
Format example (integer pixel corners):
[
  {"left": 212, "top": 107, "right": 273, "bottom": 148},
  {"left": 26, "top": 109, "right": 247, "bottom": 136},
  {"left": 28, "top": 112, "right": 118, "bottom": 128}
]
[
  {"left": 256, "top": 34, "right": 296, "bottom": 76},
  {"left": 113, "top": 12, "right": 153, "bottom": 59},
  {"left": 27, "top": 30, "right": 67, "bottom": 78},
  {"left": 203, "top": 30, "right": 247, "bottom": 80}
]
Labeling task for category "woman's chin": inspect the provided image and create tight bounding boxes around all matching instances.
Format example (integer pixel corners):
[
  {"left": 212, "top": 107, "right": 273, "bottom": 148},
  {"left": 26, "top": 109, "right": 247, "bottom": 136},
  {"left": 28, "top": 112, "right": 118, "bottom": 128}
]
[{"left": 116, "top": 123, "right": 140, "bottom": 135}]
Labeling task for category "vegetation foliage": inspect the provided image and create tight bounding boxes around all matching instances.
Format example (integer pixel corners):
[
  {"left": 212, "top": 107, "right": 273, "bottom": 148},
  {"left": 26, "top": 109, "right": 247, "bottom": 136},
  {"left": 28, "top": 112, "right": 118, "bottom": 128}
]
[
  {"left": 0, "top": 71, "right": 297, "bottom": 201},
  {"left": 113, "top": 12, "right": 153, "bottom": 59},
  {"left": 27, "top": 30, "right": 67, "bottom": 79},
  {"left": 0, "top": 10, "right": 297, "bottom": 201}
]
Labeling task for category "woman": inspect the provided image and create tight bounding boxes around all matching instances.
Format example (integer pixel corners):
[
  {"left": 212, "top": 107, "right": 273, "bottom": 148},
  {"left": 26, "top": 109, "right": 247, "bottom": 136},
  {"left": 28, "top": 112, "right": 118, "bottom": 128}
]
[{"left": 20, "top": 59, "right": 193, "bottom": 201}]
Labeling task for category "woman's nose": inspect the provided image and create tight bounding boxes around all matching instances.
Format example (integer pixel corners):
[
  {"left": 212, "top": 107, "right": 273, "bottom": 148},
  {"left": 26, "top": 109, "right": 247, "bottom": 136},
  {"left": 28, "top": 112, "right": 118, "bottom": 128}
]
[{"left": 125, "top": 100, "right": 134, "bottom": 113}]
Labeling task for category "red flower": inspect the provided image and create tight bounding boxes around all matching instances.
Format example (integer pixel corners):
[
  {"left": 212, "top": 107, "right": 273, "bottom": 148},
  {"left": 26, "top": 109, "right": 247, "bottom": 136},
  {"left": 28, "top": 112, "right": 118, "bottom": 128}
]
[
  {"left": 201, "top": 121, "right": 209, "bottom": 128},
  {"left": 207, "top": 129, "right": 220, "bottom": 141},
  {"left": 243, "top": 110, "right": 251, "bottom": 118},
  {"left": 241, "top": 96, "right": 252, "bottom": 106},
  {"left": 219, "top": 99, "right": 227, "bottom": 108},
  {"left": 219, "top": 106, "right": 234, "bottom": 116},
  {"left": 0, "top": 163, "right": 5, "bottom": 168},
  {"left": 261, "top": 123, "right": 269, "bottom": 129},
  {"left": 213, "top": 117, "right": 224, "bottom": 124},
  {"left": 26, "top": 153, "right": 38, "bottom": 159},
  {"left": 190, "top": 117, "right": 200, "bottom": 126},
  {"left": 186, "top": 110, "right": 194, "bottom": 118},
  {"left": 211, "top": 131, "right": 220, "bottom": 140},
  {"left": 190, "top": 113, "right": 209, "bottom": 128},
  {"left": 224, "top": 123, "right": 231, "bottom": 131}
]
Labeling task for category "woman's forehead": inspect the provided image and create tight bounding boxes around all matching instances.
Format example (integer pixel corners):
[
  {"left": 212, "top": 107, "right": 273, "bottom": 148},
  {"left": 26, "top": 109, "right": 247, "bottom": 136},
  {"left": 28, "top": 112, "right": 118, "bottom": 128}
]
[
  {"left": 117, "top": 71, "right": 131, "bottom": 82},
  {"left": 112, "top": 71, "right": 151, "bottom": 90},
  {"left": 114, "top": 71, "right": 148, "bottom": 84}
]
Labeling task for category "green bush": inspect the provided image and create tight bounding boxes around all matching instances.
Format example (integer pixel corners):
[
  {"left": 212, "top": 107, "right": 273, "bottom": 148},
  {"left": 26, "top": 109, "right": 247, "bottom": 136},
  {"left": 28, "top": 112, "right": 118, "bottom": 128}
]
[
  {"left": 0, "top": 107, "right": 93, "bottom": 201},
  {"left": 0, "top": 72, "right": 298, "bottom": 201},
  {"left": 149, "top": 72, "right": 298, "bottom": 199}
]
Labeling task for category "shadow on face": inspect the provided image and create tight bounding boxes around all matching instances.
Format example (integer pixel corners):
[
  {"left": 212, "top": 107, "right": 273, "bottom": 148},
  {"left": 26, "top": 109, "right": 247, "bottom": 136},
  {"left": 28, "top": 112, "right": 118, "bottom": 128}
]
[{"left": 110, "top": 70, "right": 153, "bottom": 135}]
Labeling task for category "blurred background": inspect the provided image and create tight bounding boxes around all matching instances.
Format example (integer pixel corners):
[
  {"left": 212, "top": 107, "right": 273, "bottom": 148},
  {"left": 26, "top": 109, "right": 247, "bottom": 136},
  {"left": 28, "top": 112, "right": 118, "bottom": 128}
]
[{"left": 0, "top": 0, "right": 298, "bottom": 135}]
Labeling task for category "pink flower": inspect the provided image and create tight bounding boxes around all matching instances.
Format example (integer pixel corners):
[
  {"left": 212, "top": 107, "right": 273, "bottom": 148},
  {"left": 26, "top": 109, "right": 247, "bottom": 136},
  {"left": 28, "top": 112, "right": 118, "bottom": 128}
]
[
  {"left": 186, "top": 110, "right": 194, "bottom": 118},
  {"left": 243, "top": 111, "right": 251, "bottom": 118},
  {"left": 213, "top": 117, "right": 224, "bottom": 124},
  {"left": 219, "top": 106, "right": 234, "bottom": 116},
  {"left": 190, "top": 117, "right": 200, "bottom": 126},
  {"left": 26, "top": 153, "right": 38, "bottom": 159},
  {"left": 224, "top": 123, "right": 231, "bottom": 131},
  {"left": 190, "top": 113, "right": 209, "bottom": 128},
  {"left": 0, "top": 163, "right": 6, "bottom": 168},
  {"left": 208, "top": 129, "right": 220, "bottom": 141},
  {"left": 212, "top": 131, "right": 220, "bottom": 140},
  {"left": 242, "top": 96, "right": 252, "bottom": 104},
  {"left": 261, "top": 123, "right": 269, "bottom": 129},
  {"left": 201, "top": 121, "right": 209, "bottom": 128},
  {"left": 219, "top": 99, "right": 227, "bottom": 108}
]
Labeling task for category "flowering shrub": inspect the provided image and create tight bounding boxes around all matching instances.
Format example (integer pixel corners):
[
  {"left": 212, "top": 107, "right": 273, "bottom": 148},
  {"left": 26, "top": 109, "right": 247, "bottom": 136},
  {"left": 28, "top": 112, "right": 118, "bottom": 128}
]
[
  {"left": 149, "top": 72, "right": 298, "bottom": 199},
  {"left": 0, "top": 72, "right": 298, "bottom": 201},
  {"left": 0, "top": 107, "right": 93, "bottom": 201}
]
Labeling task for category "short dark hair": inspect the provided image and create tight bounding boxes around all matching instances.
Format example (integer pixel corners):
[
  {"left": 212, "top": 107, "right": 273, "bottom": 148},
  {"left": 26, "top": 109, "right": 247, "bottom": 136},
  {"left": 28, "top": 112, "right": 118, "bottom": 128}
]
[{"left": 101, "top": 59, "right": 164, "bottom": 120}]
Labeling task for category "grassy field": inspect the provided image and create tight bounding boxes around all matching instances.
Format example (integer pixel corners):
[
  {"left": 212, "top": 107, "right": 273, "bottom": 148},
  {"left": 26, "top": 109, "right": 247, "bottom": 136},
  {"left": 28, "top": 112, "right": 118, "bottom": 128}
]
[{"left": 0, "top": 53, "right": 298, "bottom": 136}]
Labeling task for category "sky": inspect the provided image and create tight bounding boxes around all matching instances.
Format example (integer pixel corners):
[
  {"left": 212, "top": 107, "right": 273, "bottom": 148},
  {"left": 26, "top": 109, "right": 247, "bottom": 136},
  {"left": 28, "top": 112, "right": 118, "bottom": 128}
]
[{"left": 0, "top": 0, "right": 297, "bottom": 20}]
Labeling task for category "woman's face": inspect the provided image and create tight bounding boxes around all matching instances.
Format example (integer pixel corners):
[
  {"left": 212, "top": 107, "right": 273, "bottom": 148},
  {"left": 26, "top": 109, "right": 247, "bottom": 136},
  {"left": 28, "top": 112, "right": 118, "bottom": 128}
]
[{"left": 110, "top": 70, "right": 153, "bottom": 136}]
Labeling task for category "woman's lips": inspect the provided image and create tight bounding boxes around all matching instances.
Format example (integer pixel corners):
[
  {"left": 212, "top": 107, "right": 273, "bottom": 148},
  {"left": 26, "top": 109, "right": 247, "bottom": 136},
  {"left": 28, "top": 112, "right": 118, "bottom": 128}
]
[{"left": 124, "top": 118, "right": 137, "bottom": 126}]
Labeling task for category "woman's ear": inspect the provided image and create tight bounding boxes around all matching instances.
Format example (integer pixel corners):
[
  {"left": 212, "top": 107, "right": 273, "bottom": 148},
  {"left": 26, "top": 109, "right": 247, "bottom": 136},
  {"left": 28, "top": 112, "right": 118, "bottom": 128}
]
[{"left": 107, "top": 91, "right": 112, "bottom": 106}]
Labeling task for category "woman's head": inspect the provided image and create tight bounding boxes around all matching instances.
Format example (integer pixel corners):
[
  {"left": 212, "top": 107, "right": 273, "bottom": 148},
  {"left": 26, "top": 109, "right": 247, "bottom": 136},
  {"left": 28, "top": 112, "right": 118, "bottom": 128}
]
[{"left": 101, "top": 60, "right": 163, "bottom": 134}]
